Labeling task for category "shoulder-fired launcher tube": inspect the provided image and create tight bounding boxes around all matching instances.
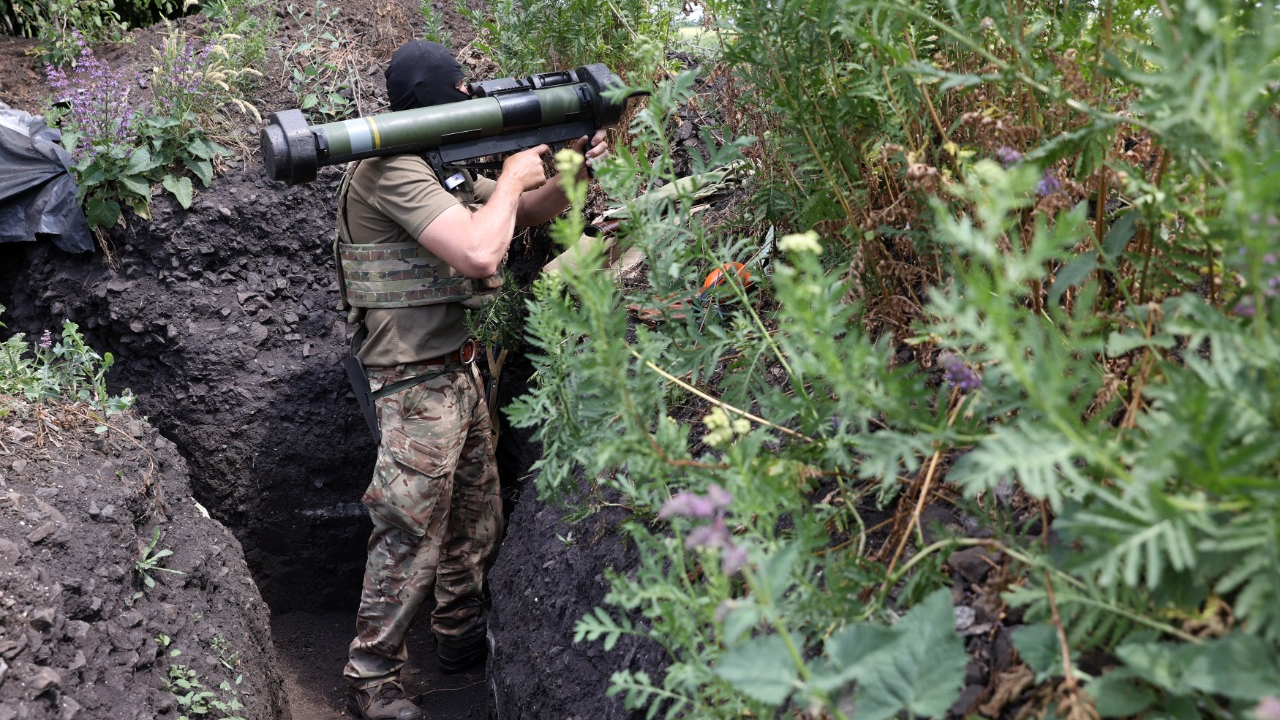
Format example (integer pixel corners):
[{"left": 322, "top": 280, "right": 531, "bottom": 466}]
[{"left": 260, "top": 64, "right": 639, "bottom": 185}]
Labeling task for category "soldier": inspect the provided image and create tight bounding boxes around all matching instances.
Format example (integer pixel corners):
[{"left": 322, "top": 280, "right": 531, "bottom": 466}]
[{"left": 337, "top": 39, "right": 608, "bottom": 720}]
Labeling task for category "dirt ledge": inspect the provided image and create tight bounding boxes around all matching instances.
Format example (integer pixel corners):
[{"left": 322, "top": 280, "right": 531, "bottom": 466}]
[{"left": 0, "top": 399, "right": 287, "bottom": 720}]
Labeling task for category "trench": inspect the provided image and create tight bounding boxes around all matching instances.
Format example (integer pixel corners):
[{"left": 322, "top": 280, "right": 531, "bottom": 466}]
[
  {"left": 243, "top": 357, "right": 539, "bottom": 720},
  {"left": 0, "top": 214, "right": 538, "bottom": 719},
  {"left": 0, "top": 164, "right": 664, "bottom": 718}
]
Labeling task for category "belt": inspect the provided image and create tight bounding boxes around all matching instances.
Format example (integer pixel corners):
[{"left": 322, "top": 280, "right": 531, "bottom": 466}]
[
  {"left": 420, "top": 337, "right": 479, "bottom": 366},
  {"left": 370, "top": 339, "right": 478, "bottom": 401}
]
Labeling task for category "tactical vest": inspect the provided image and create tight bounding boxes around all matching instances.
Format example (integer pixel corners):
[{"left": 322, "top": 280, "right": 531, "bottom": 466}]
[{"left": 334, "top": 161, "right": 503, "bottom": 321}]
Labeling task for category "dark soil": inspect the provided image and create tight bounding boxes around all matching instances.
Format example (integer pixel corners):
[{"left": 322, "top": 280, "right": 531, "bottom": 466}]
[
  {"left": 488, "top": 482, "right": 668, "bottom": 720},
  {"left": 0, "top": 0, "right": 670, "bottom": 717},
  {"left": 0, "top": 401, "right": 286, "bottom": 720}
]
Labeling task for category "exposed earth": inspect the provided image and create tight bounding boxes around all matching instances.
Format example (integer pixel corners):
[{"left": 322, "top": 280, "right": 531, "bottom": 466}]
[{"left": 0, "top": 0, "right": 669, "bottom": 717}]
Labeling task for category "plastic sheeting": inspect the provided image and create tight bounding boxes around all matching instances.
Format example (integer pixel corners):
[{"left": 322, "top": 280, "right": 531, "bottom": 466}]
[{"left": 0, "top": 102, "right": 93, "bottom": 253}]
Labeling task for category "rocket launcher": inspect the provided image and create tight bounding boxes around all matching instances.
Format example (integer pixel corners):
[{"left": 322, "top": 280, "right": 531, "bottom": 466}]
[{"left": 259, "top": 64, "right": 642, "bottom": 185}]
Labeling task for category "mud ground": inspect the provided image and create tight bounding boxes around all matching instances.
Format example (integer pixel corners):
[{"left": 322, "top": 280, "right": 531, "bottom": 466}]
[{"left": 272, "top": 611, "right": 485, "bottom": 720}]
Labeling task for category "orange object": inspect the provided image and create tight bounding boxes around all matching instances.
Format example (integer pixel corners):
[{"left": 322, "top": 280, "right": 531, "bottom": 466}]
[{"left": 701, "top": 262, "right": 752, "bottom": 295}]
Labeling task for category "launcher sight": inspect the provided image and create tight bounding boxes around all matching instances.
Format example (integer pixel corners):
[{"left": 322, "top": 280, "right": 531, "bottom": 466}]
[{"left": 260, "top": 64, "right": 641, "bottom": 185}]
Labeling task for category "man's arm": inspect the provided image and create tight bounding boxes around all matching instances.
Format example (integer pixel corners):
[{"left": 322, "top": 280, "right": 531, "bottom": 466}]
[
  {"left": 416, "top": 145, "right": 550, "bottom": 279},
  {"left": 515, "top": 130, "right": 610, "bottom": 228}
]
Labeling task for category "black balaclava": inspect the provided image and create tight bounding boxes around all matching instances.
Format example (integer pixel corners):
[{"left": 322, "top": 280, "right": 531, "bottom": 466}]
[{"left": 385, "top": 40, "right": 469, "bottom": 111}]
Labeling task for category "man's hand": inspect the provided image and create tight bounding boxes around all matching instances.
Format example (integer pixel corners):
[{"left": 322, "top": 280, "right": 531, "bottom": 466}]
[
  {"left": 571, "top": 130, "right": 610, "bottom": 177},
  {"left": 511, "top": 130, "right": 609, "bottom": 227},
  {"left": 502, "top": 144, "right": 551, "bottom": 191}
]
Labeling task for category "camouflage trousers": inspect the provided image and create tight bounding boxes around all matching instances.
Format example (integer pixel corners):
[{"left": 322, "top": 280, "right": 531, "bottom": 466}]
[{"left": 343, "top": 360, "right": 503, "bottom": 689}]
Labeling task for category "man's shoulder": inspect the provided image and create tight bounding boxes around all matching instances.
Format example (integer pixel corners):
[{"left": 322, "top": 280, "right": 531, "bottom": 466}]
[{"left": 351, "top": 154, "right": 441, "bottom": 188}]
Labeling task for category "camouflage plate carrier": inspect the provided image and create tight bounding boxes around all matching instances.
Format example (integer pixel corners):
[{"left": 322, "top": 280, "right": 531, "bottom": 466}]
[{"left": 334, "top": 161, "right": 502, "bottom": 325}]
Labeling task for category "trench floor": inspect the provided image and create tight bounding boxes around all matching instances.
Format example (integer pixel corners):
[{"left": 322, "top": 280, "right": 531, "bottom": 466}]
[{"left": 271, "top": 611, "right": 489, "bottom": 720}]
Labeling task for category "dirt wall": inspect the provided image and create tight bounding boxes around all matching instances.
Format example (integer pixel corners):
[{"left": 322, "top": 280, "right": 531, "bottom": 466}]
[
  {"left": 1, "top": 167, "right": 377, "bottom": 614},
  {"left": 0, "top": 403, "right": 287, "bottom": 720},
  {"left": 488, "top": 480, "right": 669, "bottom": 720}
]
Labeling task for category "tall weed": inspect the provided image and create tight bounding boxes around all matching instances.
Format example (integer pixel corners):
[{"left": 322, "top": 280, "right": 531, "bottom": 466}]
[
  {"left": 282, "top": 0, "right": 359, "bottom": 122},
  {"left": 463, "top": 0, "right": 682, "bottom": 77},
  {"left": 513, "top": 0, "right": 1280, "bottom": 716}
]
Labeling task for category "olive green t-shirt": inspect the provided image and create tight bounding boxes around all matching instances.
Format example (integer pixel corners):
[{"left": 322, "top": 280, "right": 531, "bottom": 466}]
[{"left": 343, "top": 154, "right": 497, "bottom": 367}]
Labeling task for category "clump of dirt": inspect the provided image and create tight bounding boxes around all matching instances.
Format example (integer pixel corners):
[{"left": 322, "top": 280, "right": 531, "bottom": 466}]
[{"left": 0, "top": 398, "right": 286, "bottom": 720}]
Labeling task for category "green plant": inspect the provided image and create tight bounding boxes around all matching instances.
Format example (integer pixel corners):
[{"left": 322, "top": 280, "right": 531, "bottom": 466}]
[
  {"left": 209, "top": 634, "right": 241, "bottom": 671},
  {"left": 200, "top": 0, "right": 279, "bottom": 95},
  {"left": 167, "top": 664, "right": 246, "bottom": 720},
  {"left": 0, "top": 305, "right": 136, "bottom": 415},
  {"left": 506, "top": 0, "right": 1280, "bottom": 716},
  {"left": 282, "top": 0, "right": 358, "bottom": 122},
  {"left": 43, "top": 36, "right": 151, "bottom": 230},
  {"left": 137, "top": 23, "right": 248, "bottom": 204},
  {"left": 463, "top": 0, "right": 681, "bottom": 77},
  {"left": 135, "top": 527, "right": 185, "bottom": 589},
  {"left": 419, "top": 0, "right": 452, "bottom": 47}
]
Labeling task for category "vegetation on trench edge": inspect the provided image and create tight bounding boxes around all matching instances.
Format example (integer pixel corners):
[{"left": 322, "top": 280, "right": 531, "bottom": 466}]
[
  {"left": 498, "top": 0, "right": 1280, "bottom": 717},
  {"left": 0, "top": 303, "right": 135, "bottom": 417}
]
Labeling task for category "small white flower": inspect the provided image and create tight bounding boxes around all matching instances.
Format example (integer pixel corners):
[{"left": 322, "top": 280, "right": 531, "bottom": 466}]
[
  {"left": 553, "top": 147, "right": 583, "bottom": 178},
  {"left": 703, "top": 407, "right": 730, "bottom": 430},
  {"left": 779, "top": 230, "right": 823, "bottom": 255}
]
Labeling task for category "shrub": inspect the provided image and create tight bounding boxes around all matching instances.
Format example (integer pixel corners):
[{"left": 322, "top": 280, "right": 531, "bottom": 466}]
[
  {"left": 462, "top": 0, "right": 682, "bottom": 78},
  {"left": 200, "top": 0, "right": 280, "bottom": 87},
  {"left": 0, "top": 304, "right": 135, "bottom": 415},
  {"left": 5, "top": 0, "right": 199, "bottom": 67},
  {"left": 44, "top": 29, "right": 238, "bottom": 231},
  {"left": 7, "top": 0, "right": 125, "bottom": 67},
  {"left": 510, "top": 0, "right": 1280, "bottom": 717},
  {"left": 282, "top": 0, "right": 358, "bottom": 122}
]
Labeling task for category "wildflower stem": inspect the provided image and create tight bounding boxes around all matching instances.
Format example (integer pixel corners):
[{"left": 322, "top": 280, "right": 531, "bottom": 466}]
[{"left": 627, "top": 346, "right": 814, "bottom": 442}]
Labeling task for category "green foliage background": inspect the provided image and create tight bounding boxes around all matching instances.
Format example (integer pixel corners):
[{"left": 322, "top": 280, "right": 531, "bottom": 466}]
[{"left": 480, "top": 0, "right": 1280, "bottom": 716}]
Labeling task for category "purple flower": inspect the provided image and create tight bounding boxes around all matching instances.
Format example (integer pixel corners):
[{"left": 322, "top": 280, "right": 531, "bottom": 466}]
[
  {"left": 1234, "top": 298, "right": 1257, "bottom": 317},
  {"left": 705, "top": 484, "right": 732, "bottom": 510},
  {"left": 721, "top": 545, "right": 749, "bottom": 575},
  {"left": 658, "top": 484, "right": 732, "bottom": 520},
  {"left": 939, "top": 352, "right": 982, "bottom": 391},
  {"left": 38, "top": 330, "right": 53, "bottom": 349},
  {"left": 660, "top": 485, "right": 749, "bottom": 576},
  {"left": 1267, "top": 275, "right": 1280, "bottom": 298},
  {"left": 659, "top": 492, "right": 717, "bottom": 520},
  {"left": 43, "top": 32, "right": 137, "bottom": 161},
  {"left": 683, "top": 519, "right": 751, "bottom": 576},
  {"left": 995, "top": 146, "right": 1022, "bottom": 167},
  {"left": 1036, "top": 170, "right": 1062, "bottom": 196},
  {"left": 685, "top": 518, "right": 732, "bottom": 550},
  {"left": 1255, "top": 697, "right": 1280, "bottom": 720},
  {"left": 153, "top": 34, "right": 215, "bottom": 117}
]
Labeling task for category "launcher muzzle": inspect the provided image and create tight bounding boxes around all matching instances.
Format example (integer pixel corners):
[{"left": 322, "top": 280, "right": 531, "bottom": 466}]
[{"left": 260, "top": 64, "right": 641, "bottom": 185}]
